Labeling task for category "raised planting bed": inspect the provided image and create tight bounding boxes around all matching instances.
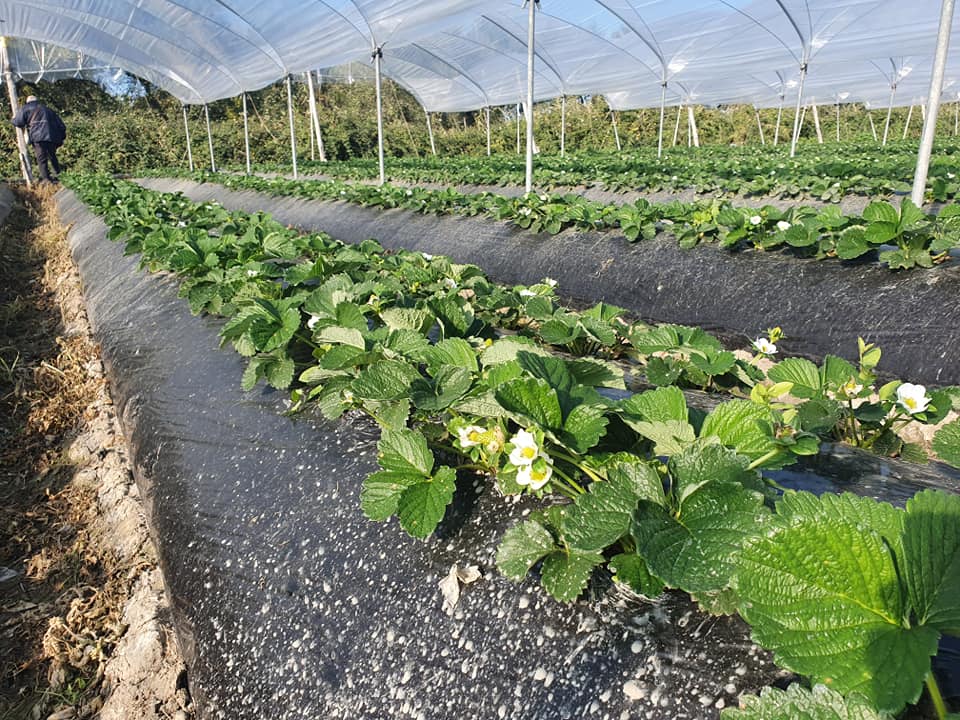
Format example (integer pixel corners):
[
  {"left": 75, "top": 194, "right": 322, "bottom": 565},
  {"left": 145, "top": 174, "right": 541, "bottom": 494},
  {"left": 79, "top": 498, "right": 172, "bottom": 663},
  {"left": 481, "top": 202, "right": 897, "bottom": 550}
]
[
  {"left": 139, "top": 177, "right": 960, "bottom": 388},
  {"left": 59, "top": 179, "right": 960, "bottom": 720}
]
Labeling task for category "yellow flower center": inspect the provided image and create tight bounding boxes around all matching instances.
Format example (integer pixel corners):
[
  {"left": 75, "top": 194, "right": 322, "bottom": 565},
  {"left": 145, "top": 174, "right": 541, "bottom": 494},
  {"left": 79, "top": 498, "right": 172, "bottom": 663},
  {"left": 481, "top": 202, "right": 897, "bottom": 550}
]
[
  {"left": 521, "top": 447, "right": 536, "bottom": 460},
  {"left": 904, "top": 397, "right": 917, "bottom": 410},
  {"left": 468, "top": 431, "right": 482, "bottom": 442}
]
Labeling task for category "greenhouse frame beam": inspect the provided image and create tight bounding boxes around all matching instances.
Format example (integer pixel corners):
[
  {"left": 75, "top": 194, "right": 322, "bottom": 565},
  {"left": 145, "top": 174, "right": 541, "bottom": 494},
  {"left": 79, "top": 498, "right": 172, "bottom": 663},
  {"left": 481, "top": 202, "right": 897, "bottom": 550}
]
[
  {"left": 307, "top": 71, "right": 326, "bottom": 163},
  {"left": 755, "top": 107, "right": 765, "bottom": 145},
  {"left": 789, "top": 61, "right": 808, "bottom": 157},
  {"left": 811, "top": 102, "right": 823, "bottom": 144},
  {"left": 426, "top": 110, "right": 436, "bottom": 156},
  {"left": 612, "top": 110, "right": 621, "bottom": 152},
  {"left": 774, "top": 95, "right": 784, "bottom": 146},
  {"left": 912, "top": 0, "right": 956, "bottom": 205},
  {"left": 204, "top": 103, "right": 216, "bottom": 171},
  {"left": 373, "top": 45, "right": 385, "bottom": 186},
  {"left": 673, "top": 105, "right": 682, "bottom": 146},
  {"left": 560, "top": 96, "right": 566, "bottom": 158},
  {"left": 182, "top": 105, "right": 194, "bottom": 172},
  {"left": 1, "top": 36, "right": 34, "bottom": 186},
  {"left": 903, "top": 104, "right": 915, "bottom": 140},
  {"left": 868, "top": 111, "right": 878, "bottom": 141},
  {"left": 657, "top": 80, "right": 667, "bottom": 158},
  {"left": 242, "top": 93, "right": 251, "bottom": 174},
  {"left": 286, "top": 74, "right": 299, "bottom": 180},
  {"left": 485, "top": 106, "right": 491, "bottom": 157},
  {"left": 524, "top": 0, "right": 537, "bottom": 194},
  {"left": 882, "top": 82, "right": 897, "bottom": 145}
]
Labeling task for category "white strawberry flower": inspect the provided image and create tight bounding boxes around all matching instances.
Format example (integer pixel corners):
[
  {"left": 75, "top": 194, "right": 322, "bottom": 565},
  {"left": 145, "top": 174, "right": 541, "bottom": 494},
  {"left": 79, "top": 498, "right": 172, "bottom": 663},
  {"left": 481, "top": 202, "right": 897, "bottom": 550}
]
[
  {"left": 776, "top": 220, "right": 791, "bottom": 232},
  {"left": 749, "top": 215, "right": 763, "bottom": 226},
  {"left": 752, "top": 338, "right": 777, "bottom": 355},
  {"left": 516, "top": 454, "right": 554, "bottom": 490},
  {"left": 508, "top": 430, "right": 540, "bottom": 466},
  {"left": 443, "top": 278, "right": 458, "bottom": 289},
  {"left": 519, "top": 289, "right": 536, "bottom": 297},
  {"left": 421, "top": 252, "right": 434, "bottom": 261},
  {"left": 519, "top": 207, "right": 533, "bottom": 217},
  {"left": 839, "top": 377, "right": 863, "bottom": 398},
  {"left": 896, "top": 383, "right": 930, "bottom": 415},
  {"left": 539, "top": 194, "right": 549, "bottom": 201},
  {"left": 307, "top": 315, "right": 321, "bottom": 330},
  {"left": 543, "top": 277, "right": 558, "bottom": 288},
  {"left": 246, "top": 269, "right": 259, "bottom": 277},
  {"left": 457, "top": 425, "right": 487, "bottom": 449}
]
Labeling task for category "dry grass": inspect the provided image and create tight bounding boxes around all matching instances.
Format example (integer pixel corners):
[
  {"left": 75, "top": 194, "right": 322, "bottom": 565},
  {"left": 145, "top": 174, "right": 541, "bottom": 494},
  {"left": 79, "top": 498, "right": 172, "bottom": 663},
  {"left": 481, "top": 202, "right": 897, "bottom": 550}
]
[{"left": 0, "top": 185, "right": 129, "bottom": 720}]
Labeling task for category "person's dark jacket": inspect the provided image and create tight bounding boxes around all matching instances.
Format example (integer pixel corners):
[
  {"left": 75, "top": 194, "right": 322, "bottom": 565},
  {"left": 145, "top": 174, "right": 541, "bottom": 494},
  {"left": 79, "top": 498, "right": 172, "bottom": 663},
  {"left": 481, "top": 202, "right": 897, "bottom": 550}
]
[{"left": 12, "top": 101, "right": 66, "bottom": 146}]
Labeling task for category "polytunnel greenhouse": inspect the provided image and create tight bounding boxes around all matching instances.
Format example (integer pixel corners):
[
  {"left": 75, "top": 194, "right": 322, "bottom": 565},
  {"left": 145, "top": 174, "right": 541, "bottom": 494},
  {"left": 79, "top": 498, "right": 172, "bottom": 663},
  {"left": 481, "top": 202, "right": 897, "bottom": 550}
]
[{"left": 2, "top": 1, "right": 960, "bottom": 719}]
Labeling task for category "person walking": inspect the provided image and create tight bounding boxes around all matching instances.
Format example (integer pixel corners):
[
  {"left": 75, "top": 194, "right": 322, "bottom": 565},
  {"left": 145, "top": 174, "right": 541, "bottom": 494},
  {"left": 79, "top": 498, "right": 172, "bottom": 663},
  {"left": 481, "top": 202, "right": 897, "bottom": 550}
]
[{"left": 12, "top": 95, "right": 67, "bottom": 183}]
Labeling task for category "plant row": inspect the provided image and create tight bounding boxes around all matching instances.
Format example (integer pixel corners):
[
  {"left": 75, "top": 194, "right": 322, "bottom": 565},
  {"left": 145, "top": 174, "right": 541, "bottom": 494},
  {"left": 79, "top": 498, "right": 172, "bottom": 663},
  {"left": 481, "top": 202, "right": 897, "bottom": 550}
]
[
  {"left": 66, "top": 173, "right": 960, "bottom": 719},
  {"left": 154, "top": 168, "right": 960, "bottom": 271},
  {"left": 246, "top": 140, "right": 960, "bottom": 203}
]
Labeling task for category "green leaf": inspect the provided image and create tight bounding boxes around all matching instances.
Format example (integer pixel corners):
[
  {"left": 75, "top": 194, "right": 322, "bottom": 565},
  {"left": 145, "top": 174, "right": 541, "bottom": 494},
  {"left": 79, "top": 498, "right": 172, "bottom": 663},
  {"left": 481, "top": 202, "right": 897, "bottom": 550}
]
[
  {"left": 669, "top": 441, "right": 762, "bottom": 502},
  {"left": 821, "top": 354, "right": 860, "bottom": 390},
  {"left": 377, "top": 428, "right": 434, "bottom": 477},
  {"left": 560, "top": 404, "right": 609, "bottom": 454},
  {"left": 903, "top": 489, "right": 960, "bottom": 634},
  {"left": 481, "top": 337, "right": 549, "bottom": 366},
  {"left": 833, "top": 228, "right": 869, "bottom": 259},
  {"left": 361, "top": 470, "right": 421, "bottom": 520},
  {"left": 496, "top": 520, "right": 556, "bottom": 580},
  {"left": 798, "top": 397, "right": 844, "bottom": 433},
  {"left": 720, "top": 683, "right": 892, "bottom": 720},
  {"left": 316, "top": 325, "right": 366, "bottom": 349},
  {"left": 396, "top": 466, "right": 457, "bottom": 538},
  {"left": 249, "top": 306, "right": 301, "bottom": 352},
  {"left": 410, "top": 365, "right": 474, "bottom": 412},
  {"left": 635, "top": 481, "right": 768, "bottom": 593},
  {"left": 608, "top": 553, "right": 665, "bottom": 597},
  {"left": 645, "top": 356, "right": 682, "bottom": 387},
  {"left": 351, "top": 360, "right": 419, "bottom": 401},
  {"left": 422, "top": 338, "right": 479, "bottom": 373},
  {"left": 495, "top": 377, "right": 563, "bottom": 431},
  {"left": 691, "top": 350, "right": 737, "bottom": 376},
  {"left": 863, "top": 202, "right": 900, "bottom": 225},
  {"left": 380, "top": 307, "right": 434, "bottom": 334},
  {"left": 566, "top": 358, "right": 625, "bottom": 389},
  {"left": 767, "top": 358, "right": 820, "bottom": 398},
  {"left": 561, "top": 464, "right": 661, "bottom": 551},
  {"left": 540, "top": 549, "right": 604, "bottom": 602},
  {"left": 627, "top": 419, "right": 696, "bottom": 456},
  {"left": 933, "top": 419, "right": 960, "bottom": 468},
  {"left": 620, "top": 385, "right": 689, "bottom": 423},
  {"left": 700, "top": 400, "right": 781, "bottom": 463},
  {"left": 736, "top": 496, "right": 939, "bottom": 714},
  {"left": 516, "top": 351, "right": 578, "bottom": 394}
]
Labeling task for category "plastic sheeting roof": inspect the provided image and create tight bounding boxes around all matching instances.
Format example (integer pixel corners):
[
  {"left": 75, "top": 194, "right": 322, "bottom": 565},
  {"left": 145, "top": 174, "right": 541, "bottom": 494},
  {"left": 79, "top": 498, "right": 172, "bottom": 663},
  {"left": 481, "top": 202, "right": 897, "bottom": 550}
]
[{"left": 0, "top": 0, "right": 956, "bottom": 109}]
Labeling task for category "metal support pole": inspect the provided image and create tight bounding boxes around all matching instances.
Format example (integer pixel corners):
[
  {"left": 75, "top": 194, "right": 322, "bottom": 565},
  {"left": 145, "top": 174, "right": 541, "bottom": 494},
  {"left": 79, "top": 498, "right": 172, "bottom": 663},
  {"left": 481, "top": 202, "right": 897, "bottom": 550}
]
[
  {"left": 811, "top": 102, "right": 823, "bottom": 144},
  {"left": 836, "top": 101, "right": 841, "bottom": 142},
  {"left": 373, "top": 46, "right": 385, "bottom": 185},
  {"left": 611, "top": 110, "right": 622, "bottom": 151},
  {"left": 868, "top": 111, "right": 878, "bottom": 141},
  {"left": 308, "top": 103, "right": 315, "bottom": 161},
  {"left": 657, "top": 80, "right": 667, "bottom": 158},
  {"left": 182, "top": 105, "right": 194, "bottom": 172},
  {"left": 673, "top": 104, "right": 682, "bottom": 146},
  {"left": 560, "top": 95, "right": 566, "bottom": 157},
  {"left": 285, "top": 74, "right": 299, "bottom": 179},
  {"left": 485, "top": 107, "right": 491, "bottom": 157},
  {"left": 912, "top": 0, "right": 955, "bottom": 206},
  {"left": 774, "top": 96, "right": 784, "bottom": 146},
  {"left": 789, "top": 62, "right": 808, "bottom": 157},
  {"left": 688, "top": 105, "right": 700, "bottom": 147},
  {"left": 883, "top": 83, "right": 897, "bottom": 145},
  {"left": 903, "top": 104, "right": 915, "bottom": 140},
  {"left": 524, "top": 0, "right": 537, "bottom": 193},
  {"left": 1, "top": 36, "right": 33, "bottom": 185},
  {"left": 204, "top": 104, "right": 216, "bottom": 172},
  {"left": 425, "top": 110, "right": 436, "bottom": 156},
  {"left": 755, "top": 107, "right": 765, "bottom": 144},
  {"left": 306, "top": 71, "right": 325, "bottom": 162},
  {"left": 955, "top": 100, "right": 958, "bottom": 135},
  {"left": 242, "top": 93, "right": 251, "bottom": 174}
]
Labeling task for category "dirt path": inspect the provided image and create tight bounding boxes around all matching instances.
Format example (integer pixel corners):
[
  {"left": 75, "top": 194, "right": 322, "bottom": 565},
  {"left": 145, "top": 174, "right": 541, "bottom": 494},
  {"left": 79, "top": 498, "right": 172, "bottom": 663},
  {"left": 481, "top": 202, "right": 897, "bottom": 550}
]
[{"left": 0, "top": 185, "right": 191, "bottom": 720}]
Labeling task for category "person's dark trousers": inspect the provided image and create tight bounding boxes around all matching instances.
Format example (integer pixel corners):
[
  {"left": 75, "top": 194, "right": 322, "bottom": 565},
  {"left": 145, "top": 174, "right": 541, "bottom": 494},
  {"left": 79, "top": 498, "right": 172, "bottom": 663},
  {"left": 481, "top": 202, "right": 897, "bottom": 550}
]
[{"left": 32, "top": 141, "right": 61, "bottom": 181}]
